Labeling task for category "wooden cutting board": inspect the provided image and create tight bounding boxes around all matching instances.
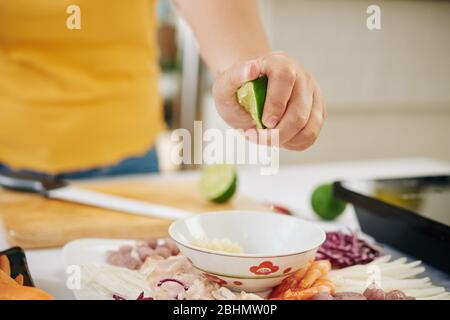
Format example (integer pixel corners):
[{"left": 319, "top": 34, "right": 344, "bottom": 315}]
[{"left": 0, "top": 179, "right": 267, "bottom": 249}]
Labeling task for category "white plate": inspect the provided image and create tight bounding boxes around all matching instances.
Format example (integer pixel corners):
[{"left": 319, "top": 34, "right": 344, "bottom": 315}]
[
  {"left": 62, "top": 238, "right": 136, "bottom": 300},
  {"left": 62, "top": 226, "right": 376, "bottom": 299}
]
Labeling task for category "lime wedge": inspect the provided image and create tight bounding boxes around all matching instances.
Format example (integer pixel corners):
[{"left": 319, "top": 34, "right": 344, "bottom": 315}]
[
  {"left": 311, "top": 183, "right": 347, "bottom": 220},
  {"left": 199, "top": 164, "right": 237, "bottom": 203},
  {"left": 236, "top": 75, "right": 268, "bottom": 129}
]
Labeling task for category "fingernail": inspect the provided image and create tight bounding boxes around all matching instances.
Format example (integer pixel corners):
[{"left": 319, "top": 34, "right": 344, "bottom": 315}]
[
  {"left": 264, "top": 116, "right": 279, "bottom": 128},
  {"left": 243, "top": 63, "right": 253, "bottom": 79},
  {"left": 244, "top": 61, "right": 257, "bottom": 79}
]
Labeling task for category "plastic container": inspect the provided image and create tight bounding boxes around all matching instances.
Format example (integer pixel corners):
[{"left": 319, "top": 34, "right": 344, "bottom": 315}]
[{"left": 334, "top": 175, "right": 450, "bottom": 274}]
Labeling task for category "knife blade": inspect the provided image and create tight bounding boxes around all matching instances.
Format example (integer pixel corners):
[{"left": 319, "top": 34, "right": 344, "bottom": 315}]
[{"left": 0, "top": 171, "right": 191, "bottom": 220}]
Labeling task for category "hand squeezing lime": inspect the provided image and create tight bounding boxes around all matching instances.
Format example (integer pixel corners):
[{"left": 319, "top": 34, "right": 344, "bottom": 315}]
[
  {"left": 199, "top": 164, "right": 237, "bottom": 203},
  {"left": 311, "top": 183, "right": 347, "bottom": 220},
  {"left": 237, "top": 75, "right": 268, "bottom": 129}
]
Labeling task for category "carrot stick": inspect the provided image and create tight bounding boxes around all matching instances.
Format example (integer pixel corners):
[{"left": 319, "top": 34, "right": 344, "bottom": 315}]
[
  {"left": 0, "top": 255, "right": 11, "bottom": 277},
  {"left": 0, "top": 283, "right": 54, "bottom": 300},
  {"left": 0, "top": 269, "right": 18, "bottom": 286},
  {"left": 15, "top": 274, "right": 24, "bottom": 286},
  {"left": 283, "top": 285, "right": 333, "bottom": 300}
]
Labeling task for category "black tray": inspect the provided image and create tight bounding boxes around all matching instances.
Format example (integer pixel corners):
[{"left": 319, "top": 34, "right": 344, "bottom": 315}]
[
  {"left": 0, "top": 246, "right": 35, "bottom": 287},
  {"left": 334, "top": 175, "right": 450, "bottom": 274}
]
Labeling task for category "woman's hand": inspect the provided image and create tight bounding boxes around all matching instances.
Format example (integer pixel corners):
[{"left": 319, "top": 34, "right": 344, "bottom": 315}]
[{"left": 213, "top": 51, "right": 326, "bottom": 151}]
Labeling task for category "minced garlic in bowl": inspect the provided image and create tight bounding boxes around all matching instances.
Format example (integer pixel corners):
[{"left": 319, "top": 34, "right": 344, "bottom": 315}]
[{"left": 191, "top": 236, "right": 243, "bottom": 254}]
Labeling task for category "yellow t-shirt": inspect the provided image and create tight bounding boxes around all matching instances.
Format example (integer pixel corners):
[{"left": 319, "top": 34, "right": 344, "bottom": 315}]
[{"left": 0, "top": 0, "right": 164, "bottom": 173}]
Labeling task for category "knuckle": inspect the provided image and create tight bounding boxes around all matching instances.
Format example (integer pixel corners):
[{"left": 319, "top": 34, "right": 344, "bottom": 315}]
[
  {"left": 301, "top": 70, "right": 316, "bottom": 87},
  {"left": 298, "top": 142, "right": 313, "bottom": 151},
  {"left": 285, "top": 134, "right": 315, "bottom": 151},
  {"left": 269, "top": 69, "right": 285, "bottom": 82},
  {"left": 312, "top": 108, "right": 324, "bottom": 123},
  {"left": 302, "top": 128, "right": 318, "bottom": 143},
  {"left": 267, "top": 98, "right": 286, "bottom": 113},
  {"left": 280, "top": 116, "right": 304, "bottom": 140},
  {"left": 276, "top": 66, "right": 296, "bottom": 83},
  {"left": 269, "top": 61, "right": 296, "bottom": 81},
  {"left": 286, "top": 68, "right": 297, "bottom": 82},
  {"left": 295, "top": 144, "right": 309, "bottom": 151},
  {"left": 296, "top": 111, "right": 309, "bottom": 129},
  {"left": 283, "top": 141, "right": 307, "bottom": 151}
]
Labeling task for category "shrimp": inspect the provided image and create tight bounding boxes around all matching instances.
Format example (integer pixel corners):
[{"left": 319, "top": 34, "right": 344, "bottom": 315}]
[
  {"left": 268, "top": 279, "right": 291, "bottom": 299},
  {"left": 290, "top": 260, "right": 314, "bottom": 287},
  {"left": 299, "top": 260, "right": 331, "bottom": 289},
  {"left": 293, "top": 260, "right": 314, "bottom": 281},
  {"left": 269, "top": 260, "right": 335, "bottom": 300},
  {"left": 312, "top": 278, "right": 336, "bottom": 295},
  {"left": 268, "top": 260, "right": 314, "bottom": 299}
]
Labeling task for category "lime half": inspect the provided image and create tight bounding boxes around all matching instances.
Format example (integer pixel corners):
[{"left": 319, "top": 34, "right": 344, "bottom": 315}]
[
  {"left": 236, "top": 75, "right": 268, "bottom": 129},
  {"left": 199, "top": 164, "right": 237, "bottom": 203},
  {"left": 311, "top": 183, "right": 347, "bottom": 220}
]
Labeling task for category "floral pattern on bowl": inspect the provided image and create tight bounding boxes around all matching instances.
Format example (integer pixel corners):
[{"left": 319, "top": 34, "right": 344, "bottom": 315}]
[{"left": 249, "top": 261, "right": 279, "bottom": 275}]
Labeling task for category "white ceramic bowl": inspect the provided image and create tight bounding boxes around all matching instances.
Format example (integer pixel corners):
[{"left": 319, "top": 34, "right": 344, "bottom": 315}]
[{"left": 169, "top": 211, "right": 325, "bottom": 292}]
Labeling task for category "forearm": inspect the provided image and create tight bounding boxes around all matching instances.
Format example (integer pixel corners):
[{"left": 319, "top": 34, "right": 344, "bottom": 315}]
[{"left": 173, "top": 0, "right": 270, "bottom": 76}]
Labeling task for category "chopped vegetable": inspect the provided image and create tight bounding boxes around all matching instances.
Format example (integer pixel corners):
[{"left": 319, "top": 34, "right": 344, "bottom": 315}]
[
  {"left": 191, "top": 236, "right": 243, "bottom": 253},
  {"left": 81, "top": 264, "right": 151, "bottom": 300},
  {"left": 316, "top": 231, "right": 382, "bottom": 268},
  {"left": 328, "top": 255, "right": 450, "bottom": 300}
]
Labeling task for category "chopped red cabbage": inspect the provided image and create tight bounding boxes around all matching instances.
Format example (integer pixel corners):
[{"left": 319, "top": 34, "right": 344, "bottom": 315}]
[{"left": 316, "top": 230, "right": 382, "bottom": 268}]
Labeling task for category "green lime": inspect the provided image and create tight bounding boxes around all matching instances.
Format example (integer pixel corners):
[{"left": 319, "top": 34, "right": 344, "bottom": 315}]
[
  {"left": 199, "top": 164, "right": 237, "bottom": 203},
  {"left": 236, "top": 75, "right": 268, "bottom": 129},
  {"left": 311, "top": 183, "right": 347, "bottom": 220}
]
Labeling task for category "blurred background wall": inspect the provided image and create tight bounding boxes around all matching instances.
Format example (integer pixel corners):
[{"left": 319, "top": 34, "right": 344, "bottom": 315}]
[
  {"left": 258, "top": 0, "right": 450, "bottom": 164},
  {"left": 159, "top": 0, "right": 450, "bottom": 169}
]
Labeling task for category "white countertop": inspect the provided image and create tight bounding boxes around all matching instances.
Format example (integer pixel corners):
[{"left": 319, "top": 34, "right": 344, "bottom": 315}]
[{"left": 1, "top": 157, "right": 449, "bottom": 299}]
